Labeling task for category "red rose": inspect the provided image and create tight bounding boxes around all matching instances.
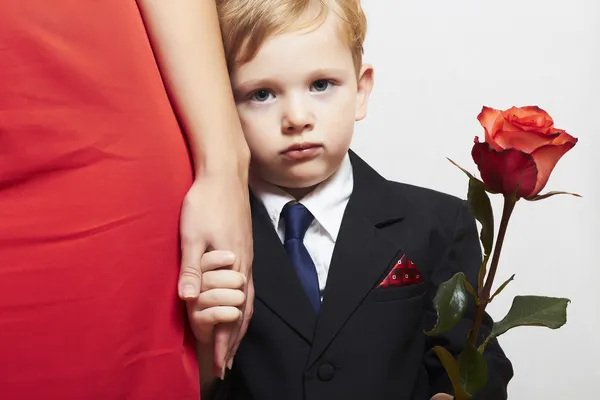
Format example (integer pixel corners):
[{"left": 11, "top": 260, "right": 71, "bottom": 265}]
[{"left": 471, "top": 106, "right": 577, "bottom": 199}]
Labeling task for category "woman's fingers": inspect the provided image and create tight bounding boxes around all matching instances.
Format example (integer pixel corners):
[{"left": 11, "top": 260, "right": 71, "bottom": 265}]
[{"left": 178, "top": 237, "right": 206, "bottom": 300}]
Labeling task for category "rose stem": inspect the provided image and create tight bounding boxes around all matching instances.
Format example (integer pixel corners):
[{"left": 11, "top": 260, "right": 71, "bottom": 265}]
[{"left": 468, "top": 195, "right": 517, "bottom": 346}]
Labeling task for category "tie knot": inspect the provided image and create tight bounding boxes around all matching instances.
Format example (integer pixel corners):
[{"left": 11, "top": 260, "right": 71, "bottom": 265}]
[{"left": 282, "top": 202, "right": 314, "bottom": 241}]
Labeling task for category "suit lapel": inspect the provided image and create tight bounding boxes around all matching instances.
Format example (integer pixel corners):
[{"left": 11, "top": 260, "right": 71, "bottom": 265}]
[
  {"left": 251, "top": 194, "right": 318, "bottom": 343},
  {"left": 307, "top": 151, "right": 420, "bottom": 367}
]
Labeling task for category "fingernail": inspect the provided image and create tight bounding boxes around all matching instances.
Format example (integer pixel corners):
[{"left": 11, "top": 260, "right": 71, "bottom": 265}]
[
  {"left": 221, "top": 365, "right": 226, "bottom": 380},
  {"left": 224, "top": 252, "right": 236, "bottom": 263},
  {"left": 180, "top": 284, "right": 197, "bottom": 299},
  {"left": 227, "top": 357, "right": 233, "bottom": 370}
]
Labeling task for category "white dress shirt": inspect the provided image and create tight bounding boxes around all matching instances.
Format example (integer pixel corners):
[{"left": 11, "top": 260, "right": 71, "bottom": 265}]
[{"left": 250, "top": 154, "right": 354, "bottom": 297}]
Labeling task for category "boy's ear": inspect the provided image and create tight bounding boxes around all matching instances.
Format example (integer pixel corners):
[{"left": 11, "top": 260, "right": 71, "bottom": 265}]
[{"left": 355, "top": 64, "right": 374, "bottom": 122}]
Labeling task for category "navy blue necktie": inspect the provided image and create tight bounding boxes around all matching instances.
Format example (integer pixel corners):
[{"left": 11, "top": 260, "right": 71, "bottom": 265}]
[{"left": 282, "top": 202, "right": 321, "bottom": 312}]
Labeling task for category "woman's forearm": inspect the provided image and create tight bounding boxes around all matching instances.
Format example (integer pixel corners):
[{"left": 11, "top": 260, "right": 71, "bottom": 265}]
[{"left": 137, "top": 0, "right": 249, "bottom": 177}]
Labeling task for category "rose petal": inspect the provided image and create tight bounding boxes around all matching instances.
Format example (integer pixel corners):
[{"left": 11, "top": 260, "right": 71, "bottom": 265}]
[
  {"left": 493, "top": 129, "right": 561, "bottom": 153},
  {"left": 472, "top": 141, "right": 538, "bottom": 198},
  {"left": 477, "top": 107, "right": 504, "bottom": 150},
  {"left": 549, "top": 128, "right": 578, "bottom": 146},
  {"left": 528, "top": 139, "right": 578, "bottom": 197},
  {"left": 502, "top": 106, "right": 555, "bottom": 134},
  {"left": 499, "top": 119, "right": 520, "bottom": 134}
]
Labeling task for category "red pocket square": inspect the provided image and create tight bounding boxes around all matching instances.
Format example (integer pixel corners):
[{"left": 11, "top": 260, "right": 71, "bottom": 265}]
[{"left": 378, "top": 255, "right": 423, "bottom": 288}]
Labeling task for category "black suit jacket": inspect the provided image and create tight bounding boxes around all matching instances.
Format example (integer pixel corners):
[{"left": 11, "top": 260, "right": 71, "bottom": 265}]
[{"left": 214, "top": 151, "right": 513, "bottom": 400}]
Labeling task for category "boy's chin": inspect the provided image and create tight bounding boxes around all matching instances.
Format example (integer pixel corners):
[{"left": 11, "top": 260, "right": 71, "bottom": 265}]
[
  {"left": 276, "top": 173, "right": 328, "bottom": 190},
  {"left": 272, "top": 174, "right": 328, "bottom": 199},
  {"left": 280, "top": 185, "right": 319, "bottom": 200}
]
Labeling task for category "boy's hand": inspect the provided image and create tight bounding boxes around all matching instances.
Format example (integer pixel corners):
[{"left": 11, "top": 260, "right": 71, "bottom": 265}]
[
  {"left": 430, "top": 394, "right": 453, "bottom": 400},
  {"left": 187, "top": 250, "right": 246, "bottom": 344}
]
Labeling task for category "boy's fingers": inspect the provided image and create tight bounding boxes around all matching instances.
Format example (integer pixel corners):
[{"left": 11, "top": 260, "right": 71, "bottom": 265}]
[
  {"left": 200, "top": 250, "right": 236, "bottom": 273},
  {"left": 193, "top": 306, "right": 242, "bottom": 326},
  {"left": 201, "top": 270, "right": 246, "bottom": 291},
  {"left": 192, "top": 307, "right": 242, "bottom": 345},
  {"left": 198, "top": 288, "right": 246, "bottom": 308},
  {"left": 178, "top": 240, "right": 206, "bottom": 300}
]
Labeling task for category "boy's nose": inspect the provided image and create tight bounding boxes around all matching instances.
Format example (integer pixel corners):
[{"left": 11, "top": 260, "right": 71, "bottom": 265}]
[{"left": 281, "top": 98, "right": 314, "bottom": 134}]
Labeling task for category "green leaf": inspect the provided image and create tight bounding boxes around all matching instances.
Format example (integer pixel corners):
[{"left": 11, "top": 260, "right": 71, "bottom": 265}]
[
  {"left": 463, "top": 277, "right": 477, "bottom": 302},
  {"left": 447, "top": 158, "right": 475, "bottom": 180},
  {"left": 477, "top": 255, "right": 489, "bottom": 295},
  {"left": 467, "top": 177, "right": 494, "bottom": 258},
  {"left": 490, "top": 296, "right": 570, "bottom": 339},
  {"left": 489, "top": 274, "right": 515, "bottom": 302},
  {"left": 432, "top": 346, "right": 472, "bottom": 400},
  {"left": 425, "top": 272, "right": 469, "bottom": 336},
  {"left": 526, "top": 191, "right": 582, "bottom": 201},
  {"left": 457, "top": 340, "right": 488, "bottom": 396}
]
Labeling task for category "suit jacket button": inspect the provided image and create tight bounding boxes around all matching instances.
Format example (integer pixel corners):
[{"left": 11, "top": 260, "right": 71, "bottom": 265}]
[{"left": 317, "top": 363, "right": 335, "bottom": 381}]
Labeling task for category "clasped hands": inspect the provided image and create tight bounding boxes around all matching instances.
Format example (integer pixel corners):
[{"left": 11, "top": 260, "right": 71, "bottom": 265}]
[{"left": 177, "top": 174, "right": 254, "bottom": 379}]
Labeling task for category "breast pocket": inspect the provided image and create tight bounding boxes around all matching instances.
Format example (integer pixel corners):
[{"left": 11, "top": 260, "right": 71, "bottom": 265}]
[{"left": 372, "top": 282, "right": 427, "bottom": 302}]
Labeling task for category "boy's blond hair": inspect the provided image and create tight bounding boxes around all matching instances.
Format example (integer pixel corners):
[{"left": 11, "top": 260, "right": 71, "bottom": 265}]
[{"left": 216, "top": 0, "right": 366, "bottom": 72}]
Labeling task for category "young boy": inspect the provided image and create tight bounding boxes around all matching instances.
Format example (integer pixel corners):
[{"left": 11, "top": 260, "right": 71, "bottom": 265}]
[{"left": 195, "top": 0, "right": 513, "bottom": 399}]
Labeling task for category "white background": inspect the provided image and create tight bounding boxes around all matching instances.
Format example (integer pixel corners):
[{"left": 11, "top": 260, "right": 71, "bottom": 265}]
[{"left": 355, "top": 1, "right": 599, "bottom": 398}]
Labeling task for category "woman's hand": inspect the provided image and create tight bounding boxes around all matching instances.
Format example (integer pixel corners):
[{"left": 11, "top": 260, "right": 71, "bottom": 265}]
[{"left": 178, "top": 172, "right": 254, "bottom": 378}]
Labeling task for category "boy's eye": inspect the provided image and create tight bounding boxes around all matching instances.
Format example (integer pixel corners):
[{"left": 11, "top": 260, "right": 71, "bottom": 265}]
[
  {"left": 310, "top": 79, "right": 332, "bottom": 92},
  {"left": 251, "top": 89, "right": 273, "bottom": 102}
]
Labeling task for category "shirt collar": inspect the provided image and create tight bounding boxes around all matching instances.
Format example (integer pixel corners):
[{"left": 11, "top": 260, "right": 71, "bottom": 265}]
[{"left": 250, "top": 153, "right": 354, "bottom": 241}]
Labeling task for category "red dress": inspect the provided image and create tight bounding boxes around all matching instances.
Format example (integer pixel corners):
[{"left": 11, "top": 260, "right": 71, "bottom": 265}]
[{"left": 0, "top": 1, "right": 199, "bottom": 398}]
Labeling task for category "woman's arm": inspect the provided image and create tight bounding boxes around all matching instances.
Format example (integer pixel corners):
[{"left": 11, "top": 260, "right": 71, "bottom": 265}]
[
  {"left": 136, "top": 0, "right": 248, "bottom": 173},
  {"left": 136, "top": 0, "right": 254, "bottom": 379}
]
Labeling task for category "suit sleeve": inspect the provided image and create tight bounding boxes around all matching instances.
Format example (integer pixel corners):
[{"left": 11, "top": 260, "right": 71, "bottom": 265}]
[{"left": 424, "top": 201, "right": 513, "bottom": 399}]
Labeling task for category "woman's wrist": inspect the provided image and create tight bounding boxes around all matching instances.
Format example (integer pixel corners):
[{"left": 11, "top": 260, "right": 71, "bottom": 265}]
[{"left": 194, "top": 141, "right": 250, "bottom": 181}]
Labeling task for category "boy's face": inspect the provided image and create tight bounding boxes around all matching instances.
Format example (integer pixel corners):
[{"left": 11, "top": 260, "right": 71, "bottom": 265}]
[{"left": 231, "top": 12, "right": 373, "bottom": 196}]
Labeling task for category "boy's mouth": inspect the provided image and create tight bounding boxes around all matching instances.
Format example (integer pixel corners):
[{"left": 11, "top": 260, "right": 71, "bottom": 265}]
[{"left": 280, "top": 142, "right": 323, "bottom": 161}]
